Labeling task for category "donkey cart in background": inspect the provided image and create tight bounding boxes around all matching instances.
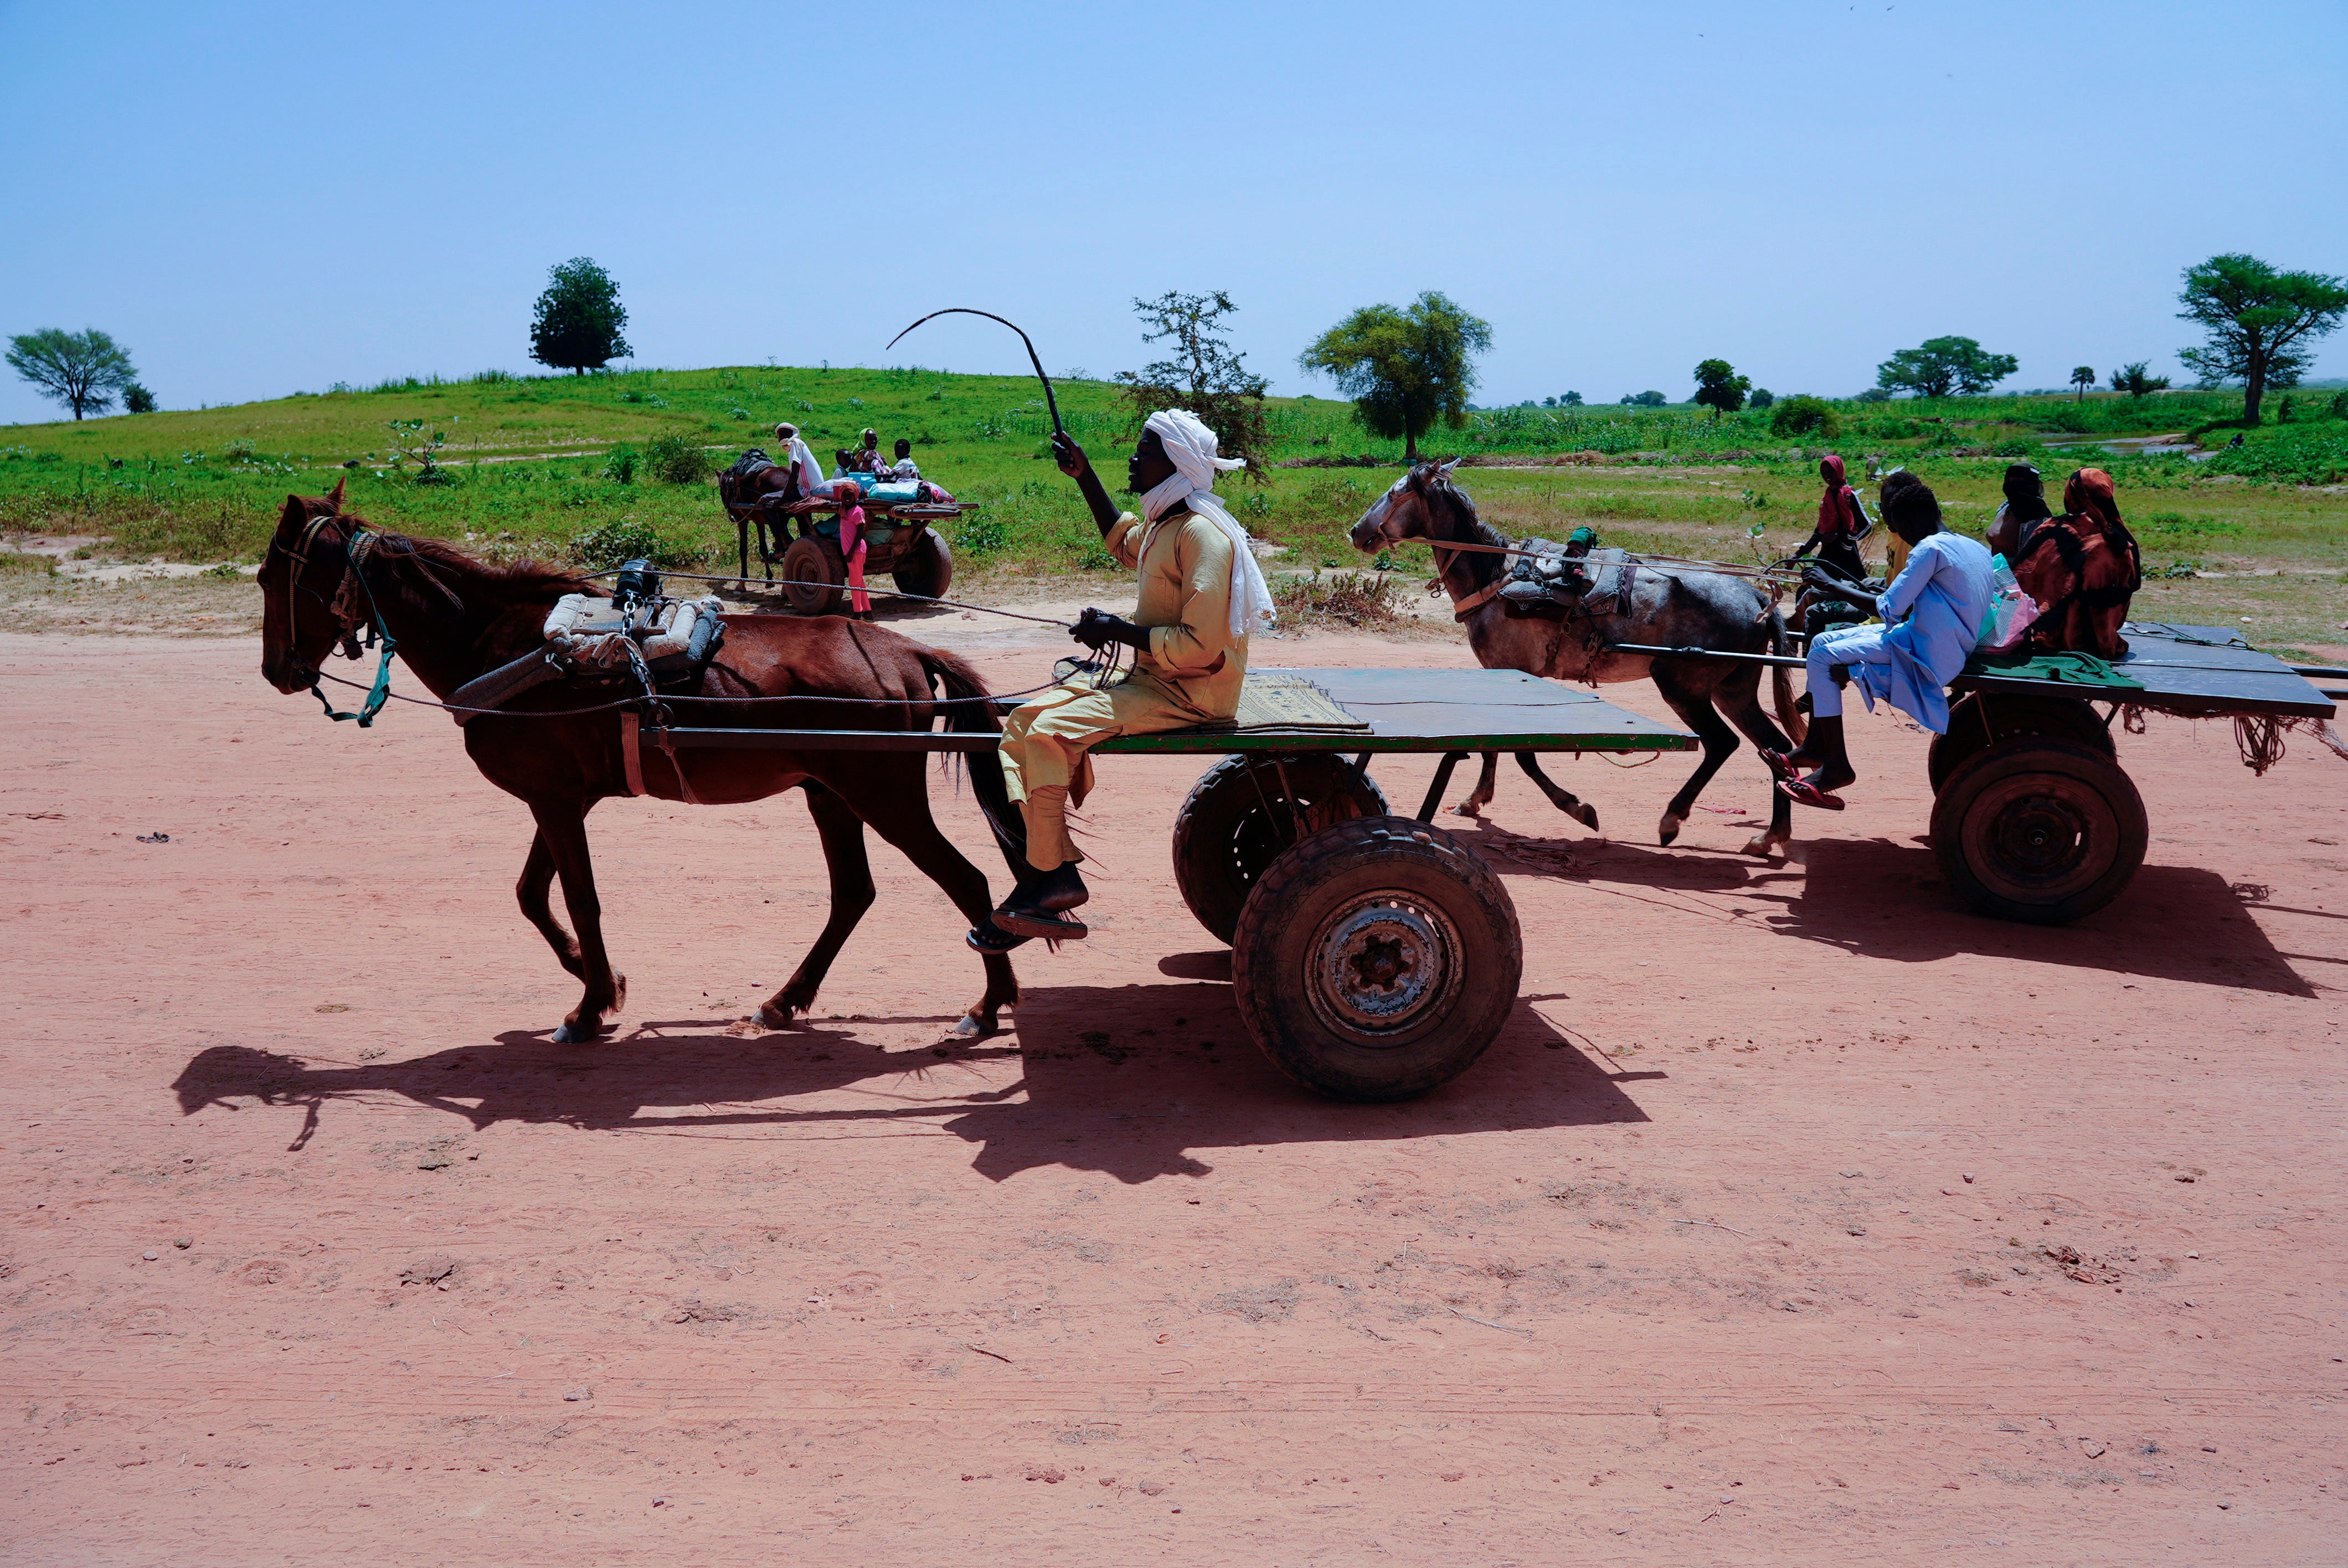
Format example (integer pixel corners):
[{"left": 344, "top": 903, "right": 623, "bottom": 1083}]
[
  {"left": 718, "top": 468, "right": 972, "bottom": 616},
  {"left": 651, "top": 666, "right": 1695, "bottom": 1102}
]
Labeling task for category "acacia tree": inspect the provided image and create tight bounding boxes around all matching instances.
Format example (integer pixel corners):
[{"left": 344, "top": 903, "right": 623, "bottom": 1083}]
[
  {"left": 1299, "top": 292, "right": 1491, "bottom": 461},
  {"left": 1114, "top": 290, "right": 1270, "bottom": 471},
  {"left": 6, "top": 328, "right": 138, "bottom": 420},
  {"left": 2070, "top": 365, "right": 2097, "bottom": 401},
  {"left": 2108, "top": 362, "right": 2171, "bottom": 399},
  {"left": 2176, "top": 253, "right": 2348, "bottom": 424},
  {"left": 1692, "top": 358, "right": 1750, "bottom": 419},
  {"left": 1874, "top": 336, "right": 2017, "bottom": 398},
  {"left": 528, "top": 257, "right": 632, "bottom": 374}
]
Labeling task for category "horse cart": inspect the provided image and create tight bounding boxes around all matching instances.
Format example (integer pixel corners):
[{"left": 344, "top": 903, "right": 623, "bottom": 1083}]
[
  {"left": 718, "top": 463, "right": 971, "bottom": 617},
  {"left": 646, "top": 666, "right": 1695, "bottom": 1101}
]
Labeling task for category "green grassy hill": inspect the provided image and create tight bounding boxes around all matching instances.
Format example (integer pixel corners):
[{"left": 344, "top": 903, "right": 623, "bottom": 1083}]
[{"left": 2, "top": 366, "right": 2342, "bottom": 653}]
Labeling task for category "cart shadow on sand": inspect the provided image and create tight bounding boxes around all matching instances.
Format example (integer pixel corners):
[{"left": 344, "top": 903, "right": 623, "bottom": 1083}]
[
  {"left": 169, "top": 985, "right": 1652, "bottom": 1184},
  {"left": 1448, "top": 818, "right": 2320, "bottom": 999}
]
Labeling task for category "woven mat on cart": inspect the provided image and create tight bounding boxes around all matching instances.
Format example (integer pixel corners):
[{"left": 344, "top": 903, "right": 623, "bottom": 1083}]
[{"left": 1181, "top": 670, "right": 1370, "bottom": 735}]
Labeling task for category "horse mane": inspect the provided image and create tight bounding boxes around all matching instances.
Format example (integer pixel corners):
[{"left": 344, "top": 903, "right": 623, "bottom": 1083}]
[
  {"left": 336, "top": 514, "right": 601, "bottom": 620},
  {"left": 399, "top": 534, "right": 600, "bottom": 606},
  {"left": 1422, "top": 467, "right": 1508, "bottom": 589}
]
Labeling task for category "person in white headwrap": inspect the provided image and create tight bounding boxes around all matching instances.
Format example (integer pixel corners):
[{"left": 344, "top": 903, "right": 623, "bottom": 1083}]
[
  {"left": 975, "top": 410, "right": 1276, "bottom": 948},
  {"left": 772, "top": 422, "right": 828, "bottom": 499}
]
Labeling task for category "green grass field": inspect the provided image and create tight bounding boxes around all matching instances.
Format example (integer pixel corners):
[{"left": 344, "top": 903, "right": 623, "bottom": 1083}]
[{"left": 3, "top": 367, "right": 2342, "bottom": 654}]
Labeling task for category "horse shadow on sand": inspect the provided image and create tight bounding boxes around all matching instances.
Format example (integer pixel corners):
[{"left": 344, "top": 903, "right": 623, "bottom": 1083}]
[
  {"left": 1446, "top": 817, "right": 2317, "bottom": 999},
  {"left": 170, "top": 973, "right": 1652, "bottom": 1184}
]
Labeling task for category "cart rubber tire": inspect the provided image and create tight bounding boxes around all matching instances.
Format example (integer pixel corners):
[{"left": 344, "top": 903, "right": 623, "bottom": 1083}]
[
  {"left": 890, "top": 527, "right": 954, "bottom": 604},
  {"left": 779, "top": 535, "right": 847, "bottom": 617},
  {"left": 1928, "top": 693, "right": 2113, "bottom": 795},
  {"left": 1171, "top": 755, "right": 1388, "bottom": 944},
  {"left": 1231, "top": 815, "right": 1521, "bottom": 1102},
  {"left": 1929, "top": 737, "right": 2146, "bottom": 925}
]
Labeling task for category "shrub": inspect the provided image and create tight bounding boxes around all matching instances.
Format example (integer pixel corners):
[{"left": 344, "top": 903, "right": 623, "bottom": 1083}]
[
  {"left": 123, "top": 383, "right": 156, "bottom": 414},
  {"left": 2331, "top": 388, "right": 2348, "bottom": 420},
  {"left": 1770, "top": 395, "right": 1840, "bottom": 439},
  {"left": 601, "top": 444, "right": 637, "bottom": 484},
  {"left": 1749, "top": 388, "right": 1774, "bottom": 409},
  {"left": 570, "top": 514, "right": 707, "bottom": 570},
  {"left": 645, "top": 433, "right": 710, "bottom": 484},
  {"left": 1856, "top": 387, "right": 1892, "bottom": 403},
  {"left": 1270, "top": 568, "right": 1407, "bottom": 630},
  {"left": 954, "top": 515, "right": 1008, "bottom": 556}
]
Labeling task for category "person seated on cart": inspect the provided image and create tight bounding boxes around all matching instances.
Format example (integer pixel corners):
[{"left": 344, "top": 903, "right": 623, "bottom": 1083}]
[
  {"left": 2011, "top": 467, "right": 2143, "bottom": 661},
  {"left": 1762, "top": 477, "right": 1993, "bottom": 809},
  {"left": 842, "top": 428, "right": 884, "bottom": 474},
  {"left": 1984, "top": 461, "right": 2053, "bottom": 563},
  {"left": 973, "top": 409, "right": 1276, "bottom": 949},
  {"left": 771, "top": 422, "right": 829, "bottom": 501},
  {"left": 885, "top": 437, "right": 920, "bottom": 482}
]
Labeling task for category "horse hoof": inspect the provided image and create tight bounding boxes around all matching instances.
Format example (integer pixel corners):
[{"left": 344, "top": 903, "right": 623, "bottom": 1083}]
[
  {"left": 552, "top": 1020, "right": 595, "bottom": 1045},
  {"left": 951, "top": 1012, "right": 994, "bottom": 1040},
  {"left": 756, "top": 1000, "right": 796, "bottom": 1030},
  {"left": 1657, "top": 813, "right": 1683, "bottom": 847},
  {"left": 1575, "top": 804, "right": 1601, "bottom": 832},
  {"left": 1451, "top": 802, "right": 1481, "bottom": 818},
  {"left": 1742, "top": 831, "right": 1790, "bottom": 859}
]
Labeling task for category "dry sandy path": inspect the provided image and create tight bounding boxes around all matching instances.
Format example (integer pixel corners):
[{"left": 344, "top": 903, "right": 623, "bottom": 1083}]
[{"left": 2, "top": 622, "right": 2343, "bottom": 1565}]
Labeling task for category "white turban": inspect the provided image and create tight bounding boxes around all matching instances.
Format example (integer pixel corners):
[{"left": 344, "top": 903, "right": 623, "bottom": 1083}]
[
  {"left": 773, "top": 424, "right": 825, "bottom": 491},
  {"left": 1137, "top": 409, "right": 1276, "bottom": 641}
]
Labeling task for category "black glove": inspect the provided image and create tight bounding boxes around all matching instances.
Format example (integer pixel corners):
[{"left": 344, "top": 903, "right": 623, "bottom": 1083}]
[{"left": 1071, "top": 607, "right": 1150, "bottom": 653}]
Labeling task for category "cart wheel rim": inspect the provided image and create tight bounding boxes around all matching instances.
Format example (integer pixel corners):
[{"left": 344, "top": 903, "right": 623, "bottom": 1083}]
[
  {"left": 1303, "top": 895, "right": 1463, "bottom": 1044},
  {"left": 1970, "top": 776, "right": 2116, "bottom": 901}
]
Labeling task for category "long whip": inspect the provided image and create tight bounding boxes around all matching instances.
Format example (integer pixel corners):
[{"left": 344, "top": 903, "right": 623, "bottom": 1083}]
[{"left": 884, "top": 308, "right": 1064, "bottom": 437}]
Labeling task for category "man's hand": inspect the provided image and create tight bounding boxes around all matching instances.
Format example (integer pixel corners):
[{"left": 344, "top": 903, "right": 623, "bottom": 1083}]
[
  {"left": 1801, "top": 562, "right": 1855, "bottom": 593},
  {"left": 1052, "top": 432, "right": 1090, "bottom": 479},
  {"left": 1071, "top": 607, "right": 1150, "bottom": 653}
]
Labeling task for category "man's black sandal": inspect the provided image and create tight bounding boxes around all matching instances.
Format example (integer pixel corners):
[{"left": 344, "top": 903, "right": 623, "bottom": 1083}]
[
  {"left": 966, "top": 917, "right": 1032, "bottom": 955},
  {"left": 990, "top": 907, "right": 1090, "bottom": 941}
]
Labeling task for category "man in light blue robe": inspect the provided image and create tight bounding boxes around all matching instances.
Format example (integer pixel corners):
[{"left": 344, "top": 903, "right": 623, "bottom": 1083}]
[{"left": 1763, "top": 477, "right": 1993, "bottom": 808}]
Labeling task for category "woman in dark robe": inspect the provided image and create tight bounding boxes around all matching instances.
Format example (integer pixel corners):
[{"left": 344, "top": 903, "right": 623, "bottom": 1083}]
[{"left": 1985, "top": 462, "right": 2054, "bottom": 562}]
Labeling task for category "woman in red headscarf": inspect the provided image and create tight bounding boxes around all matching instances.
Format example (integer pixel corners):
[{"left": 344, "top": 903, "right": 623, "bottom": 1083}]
[
  {"left": 1792, "top": 455, "right": 1873, "bottom": 636},
  {"left": 2013, "top": 468, "right": 2143, "bottom": 659}
]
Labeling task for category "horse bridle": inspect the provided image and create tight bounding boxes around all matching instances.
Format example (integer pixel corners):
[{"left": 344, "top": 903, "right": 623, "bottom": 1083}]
[
  {"left": 1380, "top": 476, "right": 1505, "bottom": 621},
  {"left": 266, "top": 509, "right": 397, "bottom": 725}
]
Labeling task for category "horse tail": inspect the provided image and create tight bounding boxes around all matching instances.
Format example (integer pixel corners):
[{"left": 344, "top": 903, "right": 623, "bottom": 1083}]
[
  {"left": 919, "top": 646, "right": 1029, "bottom": 874},
  {"left": 1766, "top": 601, "right": 1808, "bottom": 746}
]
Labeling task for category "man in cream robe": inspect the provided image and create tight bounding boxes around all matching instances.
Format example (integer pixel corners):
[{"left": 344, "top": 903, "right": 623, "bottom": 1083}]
[{"left": 977, "top": 410, "right": 1275, "bottom": 947}]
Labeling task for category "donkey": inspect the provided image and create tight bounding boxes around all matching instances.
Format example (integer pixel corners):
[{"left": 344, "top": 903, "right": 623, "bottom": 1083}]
[
  {"left": 1351, "top": 461, "right": 1802, "bottom": 855},
  {"left": 257, "top": 481, "right": 1028, "bottom": 1043}
]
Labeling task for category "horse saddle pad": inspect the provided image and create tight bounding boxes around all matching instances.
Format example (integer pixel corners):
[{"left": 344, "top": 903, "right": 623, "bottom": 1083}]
[
  {"left": 1499, "top": 543, "right": 1638, "bottom": 619},
  {"left": 542, "top": 593, "right": 725, "bottom": 682}
]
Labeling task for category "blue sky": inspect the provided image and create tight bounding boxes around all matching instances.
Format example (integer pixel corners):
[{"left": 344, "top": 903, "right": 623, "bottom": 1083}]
[{"left": 2, "top": 0, "right": 2342, "bottom": 425}]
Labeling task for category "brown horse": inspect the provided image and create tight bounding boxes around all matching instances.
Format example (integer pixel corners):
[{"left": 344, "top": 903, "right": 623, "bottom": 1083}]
[{"left": 256, "top": 481, "right": 1027, "bottom": 1043}]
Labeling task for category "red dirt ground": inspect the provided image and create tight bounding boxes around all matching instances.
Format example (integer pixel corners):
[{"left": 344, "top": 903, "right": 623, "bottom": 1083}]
[{"left": 3, "top": 618, "right": 2344, "bottom": 1565}]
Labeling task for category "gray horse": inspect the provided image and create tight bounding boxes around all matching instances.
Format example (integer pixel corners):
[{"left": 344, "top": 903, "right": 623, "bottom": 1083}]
[{"left": 1350, "top": 461, "right": 1803, "bottom": 855}]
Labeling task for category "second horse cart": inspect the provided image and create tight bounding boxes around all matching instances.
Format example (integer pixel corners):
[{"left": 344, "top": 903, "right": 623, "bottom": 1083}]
[{"left": 719, "top": 465, "right": 971, "bottom": 617}]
